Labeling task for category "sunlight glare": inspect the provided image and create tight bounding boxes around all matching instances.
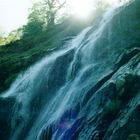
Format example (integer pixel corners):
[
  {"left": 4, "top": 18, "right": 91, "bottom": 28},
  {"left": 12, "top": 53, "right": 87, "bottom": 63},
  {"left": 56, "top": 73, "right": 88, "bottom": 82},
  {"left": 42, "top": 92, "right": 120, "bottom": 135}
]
[
  {"left": 105, "top": 0, "right": 120, "bottom": 5},
  {"left": 105, "top": 0, "right": 129, "bottom": 6},
  {"left": 67, "top": 0, "right": 95, "bottom": 19}
]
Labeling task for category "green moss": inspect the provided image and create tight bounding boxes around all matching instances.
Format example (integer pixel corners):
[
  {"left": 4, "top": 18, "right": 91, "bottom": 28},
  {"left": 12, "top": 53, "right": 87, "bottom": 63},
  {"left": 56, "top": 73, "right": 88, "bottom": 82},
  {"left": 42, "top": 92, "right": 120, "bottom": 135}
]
[
  {"left": 102, "top": 99, "right": 121, "bottom": 119},
  {"left": 116, "top": 78, "right": 125, "bottom": 97}
]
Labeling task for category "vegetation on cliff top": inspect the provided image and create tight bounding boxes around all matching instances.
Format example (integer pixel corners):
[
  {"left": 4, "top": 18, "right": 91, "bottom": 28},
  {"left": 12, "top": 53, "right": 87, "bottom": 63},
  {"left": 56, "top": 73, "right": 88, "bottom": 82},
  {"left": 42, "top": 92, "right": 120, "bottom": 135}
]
[{"left": 0, "top": 0, "right": 95, "bottom": 93}]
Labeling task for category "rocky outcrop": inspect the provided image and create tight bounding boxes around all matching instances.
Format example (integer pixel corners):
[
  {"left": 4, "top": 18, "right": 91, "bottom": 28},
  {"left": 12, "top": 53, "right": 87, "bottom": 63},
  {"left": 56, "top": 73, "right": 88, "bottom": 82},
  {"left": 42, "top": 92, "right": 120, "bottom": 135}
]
[{"left": 78, "top": 51, "right": 140, "bottom": 140}]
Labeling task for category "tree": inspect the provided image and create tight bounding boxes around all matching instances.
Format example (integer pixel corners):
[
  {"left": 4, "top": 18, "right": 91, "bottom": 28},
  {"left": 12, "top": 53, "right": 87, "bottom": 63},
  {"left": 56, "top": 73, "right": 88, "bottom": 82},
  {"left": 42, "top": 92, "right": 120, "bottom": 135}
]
[
  {"left": 22, "top": 0, "right": 67, "bottom": 38},
  {"left": 22, "top": 2, "right": 44, "bottom": 37},
  {"left": 5, "top": 29, "right": 21, "bottom": 44},
  {"left": 41, "top": 0, "right": 66, "bottom": 27}
]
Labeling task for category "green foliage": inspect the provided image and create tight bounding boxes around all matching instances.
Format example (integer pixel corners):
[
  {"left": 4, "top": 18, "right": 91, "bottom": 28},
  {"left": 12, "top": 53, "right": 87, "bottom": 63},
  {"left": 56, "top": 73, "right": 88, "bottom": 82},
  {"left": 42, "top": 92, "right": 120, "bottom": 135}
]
[
  {"left": 23, "top": 0, "right": 67, "bottom": 34},
  {"left": 0, "top": 29, "right": 21, "bottom": 46},
  {"left": 22, "top": 3, "right": 45, "bottom": 38},
  {"left": 21, "top": 0, "right": 94, "bottom": 39},
  {"left": 0, "top": 30, "right": 6, "bottom": 45},
  {"left": 22, "top": 20, "right": 44, "bottom": 37},
  {"left": 6, "top": 30, "right": 21, "bottom": 44},
  {"left": 40, "top": 0, "right": 66, "bottom": 26},
  {"left": 0, "top": 36, "right": 6, "bottom": 46},
  {"left": 0, "top": 0, "right": 92, "bottom": 92},
  {"left": 0, "top": 17, "right": 88, "bottom": 92}
]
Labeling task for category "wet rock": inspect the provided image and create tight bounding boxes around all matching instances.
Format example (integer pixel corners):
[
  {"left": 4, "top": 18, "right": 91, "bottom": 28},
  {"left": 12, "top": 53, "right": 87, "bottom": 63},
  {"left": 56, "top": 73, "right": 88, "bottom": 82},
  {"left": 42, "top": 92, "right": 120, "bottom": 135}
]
[{"left": 0, "top": 97, "right": 15, "bottom": 140}]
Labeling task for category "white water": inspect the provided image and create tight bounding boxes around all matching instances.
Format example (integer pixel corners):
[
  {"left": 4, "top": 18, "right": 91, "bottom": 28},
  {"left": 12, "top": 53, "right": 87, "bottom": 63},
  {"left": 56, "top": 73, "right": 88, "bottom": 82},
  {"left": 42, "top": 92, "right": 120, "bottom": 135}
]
[{"left": 0, "top": 1, "right": 131, "bottom": 140}]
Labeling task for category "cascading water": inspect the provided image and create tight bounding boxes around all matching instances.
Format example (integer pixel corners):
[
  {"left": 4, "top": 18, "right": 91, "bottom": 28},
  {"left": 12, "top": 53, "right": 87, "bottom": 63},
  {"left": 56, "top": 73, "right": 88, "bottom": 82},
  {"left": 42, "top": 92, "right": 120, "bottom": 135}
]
[{"left": 1, "top": 0, "right": 139, "bottom": 140}]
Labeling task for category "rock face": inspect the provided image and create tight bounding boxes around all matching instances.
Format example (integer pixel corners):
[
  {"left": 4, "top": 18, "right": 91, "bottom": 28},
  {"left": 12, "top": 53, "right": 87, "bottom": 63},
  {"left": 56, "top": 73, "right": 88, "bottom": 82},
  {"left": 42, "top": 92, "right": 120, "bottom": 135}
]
[{"left": 0, "top": 0, "right": 140, "bottom": 140}]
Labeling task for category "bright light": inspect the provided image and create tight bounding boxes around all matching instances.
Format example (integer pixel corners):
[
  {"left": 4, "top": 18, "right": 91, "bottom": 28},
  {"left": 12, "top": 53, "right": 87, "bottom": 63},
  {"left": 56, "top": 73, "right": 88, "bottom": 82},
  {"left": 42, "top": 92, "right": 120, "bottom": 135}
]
[
  {"left": 67, "top": 0, "right": 95, "bottom": 19},
  {"left": 0, "top": 0, "right": 128, "bottom": 35},
  {"left": 105, "top": 0, "right": 120, "bottom": 5},
  {"left": 105, "top": 0, "right": 129, "bottom": 6},
  {"left": 0, "top": 0, "right": 32, "bottom": 35}
]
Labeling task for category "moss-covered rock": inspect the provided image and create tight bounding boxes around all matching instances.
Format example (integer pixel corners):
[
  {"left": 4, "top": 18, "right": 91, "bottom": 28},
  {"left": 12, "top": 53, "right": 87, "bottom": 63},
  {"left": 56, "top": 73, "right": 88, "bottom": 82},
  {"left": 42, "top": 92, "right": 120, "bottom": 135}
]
[{"left": 127, "top": 134, "right": 140, "bottom": 140}]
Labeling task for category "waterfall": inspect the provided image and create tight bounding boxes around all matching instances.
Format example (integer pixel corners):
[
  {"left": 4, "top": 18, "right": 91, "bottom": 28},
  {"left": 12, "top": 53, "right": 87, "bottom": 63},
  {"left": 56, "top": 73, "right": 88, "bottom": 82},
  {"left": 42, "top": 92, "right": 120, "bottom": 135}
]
[{"left": 0, "top": 0, "right": 135, "bottom": 140}]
